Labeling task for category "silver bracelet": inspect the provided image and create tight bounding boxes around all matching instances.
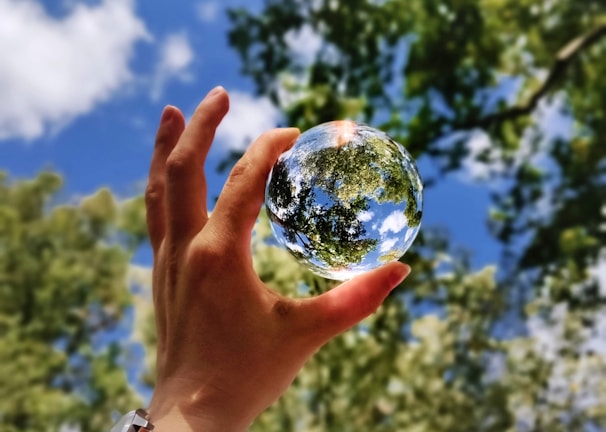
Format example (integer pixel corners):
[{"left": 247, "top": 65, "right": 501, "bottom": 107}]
[{"left": 110, "top": 408, "right": 155, "bottom": 432}]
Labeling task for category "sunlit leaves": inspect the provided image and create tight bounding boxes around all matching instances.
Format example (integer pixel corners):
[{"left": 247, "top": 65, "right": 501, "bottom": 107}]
[
  {"left": 0, "top": 172, "right": 143, "bottom": 431},
  {"left": 228, "top": 0, "right": 606, "bottom": 430}
]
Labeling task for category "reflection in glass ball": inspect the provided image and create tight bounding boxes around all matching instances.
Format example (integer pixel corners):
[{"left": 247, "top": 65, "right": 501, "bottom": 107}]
[{"left": 265, "top": 121, "right": 423, "bottom": 281}]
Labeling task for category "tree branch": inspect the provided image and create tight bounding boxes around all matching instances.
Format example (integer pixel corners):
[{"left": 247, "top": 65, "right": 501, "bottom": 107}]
[{"left": 462, "top": 23, "right": 606, "bottom": 129}]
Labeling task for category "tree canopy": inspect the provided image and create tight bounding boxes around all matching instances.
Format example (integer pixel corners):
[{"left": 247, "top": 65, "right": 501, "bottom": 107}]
[
  {"left": 0, "top": 172, "right": 146, "bottom": 432},
  {"left": 2, "top": 1, "right": 606, "bottom": 431},
  {"left": 226, "top": 0, "right": 606, "bottom": 430}
]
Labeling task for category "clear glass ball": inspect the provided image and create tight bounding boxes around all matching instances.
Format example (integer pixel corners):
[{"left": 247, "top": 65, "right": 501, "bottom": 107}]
[{"left": 265, "top": 121, "right": 423, "bottom": 281}]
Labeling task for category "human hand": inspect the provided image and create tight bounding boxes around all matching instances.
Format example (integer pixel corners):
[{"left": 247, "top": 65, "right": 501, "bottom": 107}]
[{"left": 144, "top": 87, "right": 411, "bottom": 431}]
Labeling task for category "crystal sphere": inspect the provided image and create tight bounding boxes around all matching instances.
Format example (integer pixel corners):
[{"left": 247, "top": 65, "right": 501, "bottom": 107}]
[{"left": 265, "top": 120, "right": 423, "bottom": 281}]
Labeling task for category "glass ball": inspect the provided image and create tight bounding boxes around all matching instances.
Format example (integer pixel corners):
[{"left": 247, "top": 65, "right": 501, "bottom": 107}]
[{"left": 265, "top": 120, "right": 423, "bottom": 281}]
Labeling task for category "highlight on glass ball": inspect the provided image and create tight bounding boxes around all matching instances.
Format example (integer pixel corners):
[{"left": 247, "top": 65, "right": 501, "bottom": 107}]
[{"left": 265, "top": 120, "right": 423, "bottom": 281}]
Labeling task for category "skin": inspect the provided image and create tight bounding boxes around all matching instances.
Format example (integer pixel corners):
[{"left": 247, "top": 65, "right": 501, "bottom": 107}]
[{"left": 144, "top": 86, "right": 411, "bottom": 431}]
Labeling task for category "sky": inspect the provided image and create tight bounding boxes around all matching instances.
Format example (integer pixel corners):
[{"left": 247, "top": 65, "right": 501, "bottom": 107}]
[
  {"left": 0, "top": 0, "right": 502, "bottom": 397},
  {"left": 4, "top": 0, "right": 606, "bottom": 424},
  {"left": 0, "top": 0, "right": 501, "bottom": 272},
  {"left": 0, "top": 0, "right": 504, "bottom": 406}
]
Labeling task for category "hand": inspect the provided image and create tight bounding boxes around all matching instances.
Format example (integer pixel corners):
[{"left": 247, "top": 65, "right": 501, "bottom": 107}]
[{"left": 144, "top": 87, "right": 411, "bottom": 431}]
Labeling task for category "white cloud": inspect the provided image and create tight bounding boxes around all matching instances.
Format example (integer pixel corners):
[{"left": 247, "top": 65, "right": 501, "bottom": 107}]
[
  {"left": 591, "top": 248, "right": 606, "bottom": 297},
  {"left": 460, "top": 130, "right": 504, "bottom": 181},
  {"left": 357, "top": 210, "right": 374, "bottom": 222},
  {"left": 285, "top": 241, "right": 305, "bottom": 255},
  {"left": 378, "top": 211, "right": 407, "bottom": 235},
  {"left": 458, "top": 95, "right": 570, "bottom": 184},
  {"left": 527, "top": 302, "right": 567, "bottom": 362},
  {"left": 0, "top": 0, "right": 150, "bottom": 141},
  {"left": 274, "top": 24, "right": 335, "bottom": 111},
  {"left": 150, "top": 32, "right": 194, "bottom": 101},
  {"left": 380, "top": 237, "right": 398, "bottom": 253},
  {"left": 195, "top": 1, "right": 219, "bottom": 23},
  {"left": 215, "top": 91, "right": 282, "bottom": 151},
  {"left": 284, "top": 24, "right": 323, "bottom": 65},
  {"left": 583, "top": 306, "right": 606, "bottom": 356}
]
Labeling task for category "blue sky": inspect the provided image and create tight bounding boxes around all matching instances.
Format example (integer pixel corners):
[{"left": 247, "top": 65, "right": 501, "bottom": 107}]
[
  {"left": 0, "top": 0, "right": 500, "bottom": 270},
  {"left": 7, "top": 0, "right": 606, "bottom": 422}
]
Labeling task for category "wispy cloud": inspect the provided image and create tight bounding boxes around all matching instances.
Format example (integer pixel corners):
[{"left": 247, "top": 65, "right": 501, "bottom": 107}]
[
  {"left": 380, "top": 237, "right": 398, "bottom": 253},
  {"left": 195, "top": 1, "right": 219, "bottom": 23},
  {"left": 357, "top": 210, "right": 374, "bottom": 222},
  {"left": 591, "top": 248, "right": 606, "bottom": 297},
  {"left": 150, "top": 32, "right": 195, "bottom": 101},
  {"left": 0, "top": 0, "right": 150, "bottom": 141},
  {"left": 215, "top": 90, "right": 282, "bottom": 151},
  {"left": 284, "top": 24, "right": 323, "bottom": 65},
  {"left": 378, "top": 211, "right": 407, "bottom": 235},
  {"left": 458, "top": 95, "right": 572, "bottom": 184}
]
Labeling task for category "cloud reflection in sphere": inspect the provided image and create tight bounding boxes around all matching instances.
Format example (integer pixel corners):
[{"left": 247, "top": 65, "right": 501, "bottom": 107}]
[{"left": 265, "top": 121, "right": 423, "bottom": 281}]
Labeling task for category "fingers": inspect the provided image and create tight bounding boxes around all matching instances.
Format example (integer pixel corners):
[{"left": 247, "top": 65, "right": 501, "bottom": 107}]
[
  {"left": 209, "top": 127, "right": 300, "bottom": 251},
  {"left": 299, "top": 262, "right": 411, "bottom": 347},
  {"left": 146, "top": 105, "right": 185, "bottom": 253},
  {"left": 166, "top": 86, "right": 229, "bottom": 242}
]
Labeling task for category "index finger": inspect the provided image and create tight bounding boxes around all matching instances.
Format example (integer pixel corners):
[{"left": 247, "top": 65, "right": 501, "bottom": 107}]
[
  {"left": 208, "top": 128, "right": 300, "bottom": 253},
  {"left": 165, "top": 87, "right": 229, "bottom": 243}
]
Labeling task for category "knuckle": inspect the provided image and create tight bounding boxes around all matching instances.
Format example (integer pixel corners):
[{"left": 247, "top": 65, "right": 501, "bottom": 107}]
[
  {"left": 144, "top": 182, "right": 164, "bottom": 207},
  {"left": 226, "top": 159, "right": 251, "bottom": 185},
  {"left": 166, "top": 153, "right": 190, "bottom": 179},
  {"left": 155, "top": 128, "right": 171, "bottom": 148},
  {"left": 186, "top": 238, "right": 226, "bottom": 270}
]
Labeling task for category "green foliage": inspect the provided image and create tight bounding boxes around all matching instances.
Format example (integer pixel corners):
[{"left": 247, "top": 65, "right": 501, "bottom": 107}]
[
  {"left": 252, "top": 217, "right": 513, "bottom": 431},
  {"left": 3, "top": 1, "right": 606, "bottom": 430},
  {"left": 227, "top": 0, "right": 606, "bottom": 430},
  {"left": 0, "top": 173, "right": 144, "bottom": 432}
]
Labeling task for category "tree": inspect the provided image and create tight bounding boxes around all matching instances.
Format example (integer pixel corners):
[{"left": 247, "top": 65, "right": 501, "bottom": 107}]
[
  {"left": 7, "top": 1, "right": 603, "bottom": 430},
  {"left": 223, "top": 0, "right": 606, "bottom": 430},
  {"left": 0, "top": 172, "right": 146, "bottom": 432}
]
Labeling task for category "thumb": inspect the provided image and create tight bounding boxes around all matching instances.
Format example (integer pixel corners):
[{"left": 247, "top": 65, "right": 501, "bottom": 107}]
[{"left": 299, "top": 262, "right": 411, "bottom": 347}]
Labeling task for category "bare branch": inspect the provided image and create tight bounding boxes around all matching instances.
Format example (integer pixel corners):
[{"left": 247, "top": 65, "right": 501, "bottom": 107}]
[{"left": 461, "top": 23, "right": 606, "bottom": 130}]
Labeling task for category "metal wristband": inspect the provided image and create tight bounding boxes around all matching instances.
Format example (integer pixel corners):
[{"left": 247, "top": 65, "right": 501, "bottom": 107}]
[{"left": 110, "top": 408, "right": 154, "bottom": 432}]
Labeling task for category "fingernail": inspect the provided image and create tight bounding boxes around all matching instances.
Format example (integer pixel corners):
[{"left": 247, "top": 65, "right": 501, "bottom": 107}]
[
  {"left": 206, "top": 85, "right": 224, "bottom": 99},
  {"left": 160, "top": 105, "right": 174, "bottom": 123},
  {"left": 389, "top": 263, "right": 411, "bottom": 288},
  {"left": 284, "top": 128, "right": 301, "bottom": 150}
]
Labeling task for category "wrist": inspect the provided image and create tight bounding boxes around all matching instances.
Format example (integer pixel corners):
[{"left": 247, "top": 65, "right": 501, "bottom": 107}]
[
  {"left": 149, "top": 407, "right": 250, "bottom": 432},
  {"left": 147, "top": 380, "right": 253, "bottom": 432}
]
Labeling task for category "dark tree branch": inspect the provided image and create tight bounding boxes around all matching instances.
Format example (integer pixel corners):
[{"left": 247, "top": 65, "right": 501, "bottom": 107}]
[{"left": 461, "top": 23, "right": 606, "bottom": 130}]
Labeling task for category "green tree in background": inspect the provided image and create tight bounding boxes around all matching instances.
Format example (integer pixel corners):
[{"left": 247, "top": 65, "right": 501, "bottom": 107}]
[
  {"left": 223, "top": 0, "right": 606, "bottom": 430},
  {"left": 2, "top": 1, "right": 606, "bottom": 431},
  {"left": 0, "top": 172, "right": 146, "bottom": 432}
]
